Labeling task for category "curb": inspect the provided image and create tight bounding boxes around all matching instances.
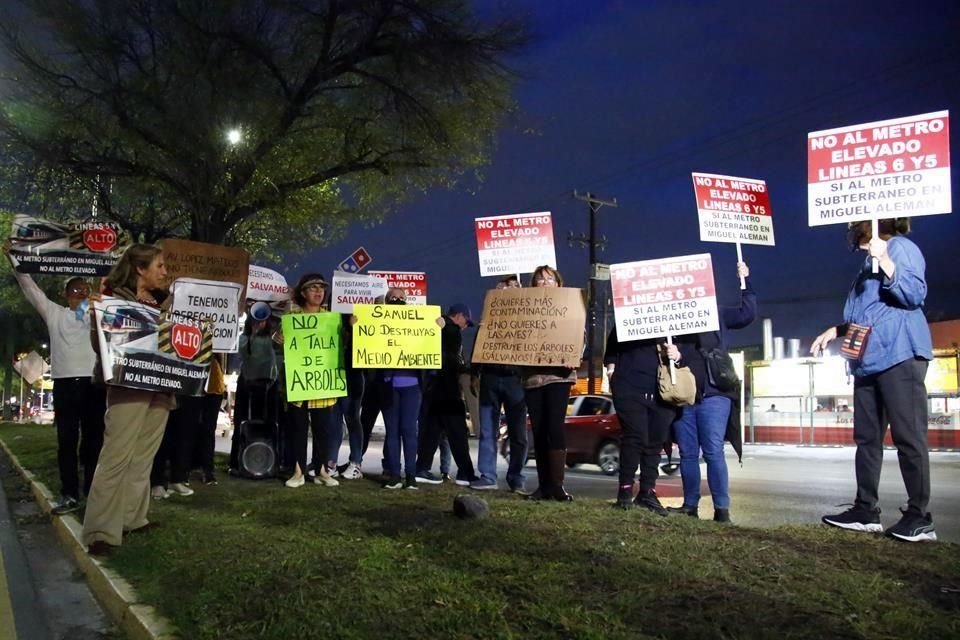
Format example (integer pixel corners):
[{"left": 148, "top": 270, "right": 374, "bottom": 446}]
[{"left": 0, "top": 437, "right": 178, "bottom": 640}]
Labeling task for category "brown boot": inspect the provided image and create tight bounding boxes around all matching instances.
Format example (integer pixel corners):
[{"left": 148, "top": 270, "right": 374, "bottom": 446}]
[
  {"left": 548, "top": 449, "right": 573, "bottom": 502},
  {"left": 527, "top": 448, "right": 551, "bottom": 501}
]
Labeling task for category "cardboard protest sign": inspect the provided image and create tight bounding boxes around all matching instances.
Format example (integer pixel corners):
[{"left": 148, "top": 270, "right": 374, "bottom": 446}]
[
  {"left": 367, "top": 270, "right": 427, "bottom": 305},
  {"left": 170, "top": 278, "right": 243, "bottom": 353},
  {"left": 352, "top": 304, "right": 442, "bottom": 369},
  {"left": 159, "top": 239, "right": 249, "bottom": 307},
  {"left": 474, "top": 212, "right": 557, "bottom": 277},
  {"left": 692, "top": 173, "right": 775, "bottom": 246},
  {"left": 93, "top": 297, "right": 212, "bottom": 395},
  {"left": 7, "top": 214, "right": 130, "bottom": 276},
  {"left": 281, "top": 312, "right": 347, "bottom": 402},
  {"left": 610, "top": 253, "right": 719, "bottom": 341},
  {"left": 473, "top": 287, "right": 586, "bottom": 368},
  {"left": 808, "top": 110, "right": 951, "bottom": 226},
  {"left": 331, "top": 272, "right": 389, "bottom": 313},
  {"left": 247, "top": 265, "right": 290, "bottom": 303}
]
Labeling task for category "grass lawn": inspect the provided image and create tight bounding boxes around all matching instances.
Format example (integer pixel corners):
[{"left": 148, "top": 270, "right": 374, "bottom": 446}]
[{"left": 1, "top": 422, "right": 958, "bottom": 640}]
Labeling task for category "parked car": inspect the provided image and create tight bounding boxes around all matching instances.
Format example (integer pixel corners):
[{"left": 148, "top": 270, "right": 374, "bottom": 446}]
[{"left": 500, "top": 393, "right": 623, "bottom": 476}]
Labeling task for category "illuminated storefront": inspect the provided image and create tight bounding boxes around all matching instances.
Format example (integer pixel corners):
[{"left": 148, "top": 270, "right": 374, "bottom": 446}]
[{"left": 747, "top": 349, "right": 959, "bottom": 448}]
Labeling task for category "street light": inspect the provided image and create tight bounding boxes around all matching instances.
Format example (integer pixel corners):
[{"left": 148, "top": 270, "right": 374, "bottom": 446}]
[{"left": 226, "top": 128, "right": 243, "bottom": 146}]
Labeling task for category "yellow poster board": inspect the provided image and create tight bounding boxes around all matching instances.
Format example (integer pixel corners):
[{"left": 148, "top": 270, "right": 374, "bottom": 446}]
[
  {"left": 282, "top": 312, "right": 347, "bottom": 402},
  {"left": 352, "top": 304, "right": 442, "bottom": 369}
]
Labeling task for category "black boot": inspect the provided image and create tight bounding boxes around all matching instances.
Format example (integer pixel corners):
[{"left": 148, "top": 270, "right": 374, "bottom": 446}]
[
  {"left": 548, "top": 450, "right": 573, "bottom": 502},
  {"left": 714, "top": 508, "right": 731, "bottom": 523},
  {"left": 527, "top": 448, "right": 551, "bottom": 501},
  {"left": 614, "top": 483, "right": 634, "bottom": 510},
  {"left": 666, "top": 504, "right": 699, "bottom": 518},
  {"left": 634, "top": 489, "right": 668, "bottom": 516}
]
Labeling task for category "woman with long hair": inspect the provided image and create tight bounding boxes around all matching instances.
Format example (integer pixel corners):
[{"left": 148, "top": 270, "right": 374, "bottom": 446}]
[
  {"left": 83, "top": 244, "right": 172, "bottom": 556},
  {"left": 283, "top": 273, "right": 340, "bottom": 488},
  {"left": 522, "top": 265, "right": 576, "bottom": 501}
]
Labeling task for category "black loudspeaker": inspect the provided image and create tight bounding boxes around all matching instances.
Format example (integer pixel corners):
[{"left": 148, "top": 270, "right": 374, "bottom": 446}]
[{"left": 237, "top": 418, "right": 278, "bottom": 479}]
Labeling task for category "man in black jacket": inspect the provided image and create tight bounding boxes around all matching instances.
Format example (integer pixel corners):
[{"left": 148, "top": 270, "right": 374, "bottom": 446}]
[{"left": 415, "top": 303, "right": 478, "bottom": 485}]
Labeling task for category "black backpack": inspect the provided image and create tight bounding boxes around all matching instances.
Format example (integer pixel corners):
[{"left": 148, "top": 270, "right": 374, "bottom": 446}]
[{"left": 700, "top": 347, "right": 740, "bottom": 392}]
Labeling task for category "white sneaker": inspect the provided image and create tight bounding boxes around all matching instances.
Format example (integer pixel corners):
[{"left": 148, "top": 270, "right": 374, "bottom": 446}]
[
  {"left": 340, "top": 463, "right": 363, "bottom": 480},
  {"left": 313, "top": 466, "right": 339, "bottom": 487},
  {"left": 285, "top": 474, "right": 305, "bottom": 488},
  {"left": 151, "top": 485, "right": 168, "bottom": 499},
  {"left": 171, "top": 482, "right": 194, "bottom": 496}
]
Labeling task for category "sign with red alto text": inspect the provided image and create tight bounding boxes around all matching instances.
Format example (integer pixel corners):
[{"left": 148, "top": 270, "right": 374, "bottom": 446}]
[
  {"left": 807, "top": 110, "right": 951, "bottom": 226},
  {"left": 610, "top": 254, "right": 719, "bottom": 341},
  {"left": 367, "top": 270, "right": 428, "bottom": 305},
  {"left": 475, "top": 212, "right": 557, "bottom": 277},
  {"left": 692, "top": 173, "right": 775, "bottom": 246},
  {"left": 8, "top": 214, "right": 131, "bottom": 276}
]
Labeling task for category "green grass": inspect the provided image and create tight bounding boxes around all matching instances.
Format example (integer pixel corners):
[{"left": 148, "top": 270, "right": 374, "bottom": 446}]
[{"left": 2, "top": 422, "right": 959, "bottom": 640}]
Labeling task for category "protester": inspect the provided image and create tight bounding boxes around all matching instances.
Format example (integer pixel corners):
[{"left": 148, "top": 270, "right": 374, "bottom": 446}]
[
  {"left": 82, "top": 244, "right": 172, "bottom": 555},
  {"left": 473, "top": 274, "right": 528, "bottom": 492},
  {"left": 603, "top": 332, "right": 679, "bottom": 514},
  {"left": 283, "top": 273, "right": 339, "bottom": 488},
  {"left": 334, "top": 313, "right": 365, "bottom": 480},
  {"left": 815, "top": 218, "right": 936, "bottom": 542},
  {"left": 186, "top": 354, "right": 226, "bottom": 485},
  {"left": 459, "top": 319, "right": 481, "bottom": 437},
  {"left": 522, "top": 266, "right": 575, "bottom": 501},
  {"left": 3, "top": 240, "right": 105, "bottom": 516},
  {"left": 667, "top": 261, "right": 756, "bottom": 522},
  {"left": 416, "top": 303, "right": 478, "bottom": 486},
  {"left": 373, "top": 287, "right": 431, "bottom": 489}
]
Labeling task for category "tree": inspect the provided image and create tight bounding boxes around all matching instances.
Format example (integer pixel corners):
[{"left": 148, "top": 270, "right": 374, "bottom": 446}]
[{"left": 0, "top": 0, "right": 525, "bottom": 254}]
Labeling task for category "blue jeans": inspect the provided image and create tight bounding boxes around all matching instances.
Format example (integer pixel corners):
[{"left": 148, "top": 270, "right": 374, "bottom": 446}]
[
  {"left": 337, "top": 370, "right": 365, "bottom": 464},
  {"left": 384, "top": 385, "right": 421, "bottom": 479},
  {"left": 439, "top": 436, "right": 452, "bottom": 475},
  {"left": 478, "top": 372, "right": 528, "bottom": 488},
  {"left": 675, "top": 395, "right": 732, "bottom": 509}
]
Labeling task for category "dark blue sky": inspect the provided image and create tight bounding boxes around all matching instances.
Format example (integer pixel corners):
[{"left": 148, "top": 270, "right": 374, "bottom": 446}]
[{"left": 294, "top": 0, "right": 960, "bottom": 347}]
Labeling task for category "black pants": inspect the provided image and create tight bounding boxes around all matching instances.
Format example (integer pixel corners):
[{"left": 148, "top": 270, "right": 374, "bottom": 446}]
[
  {"left": 416, "top": 411, "right": 475, "bottom": 477},
  {"left": 854, "top": 357, "right": 931, "bottom": 515},
  {"left": 150, "top": 409, "right": 180, "bottom": 487},
  {"left": 190, "top": 394, "right": 223, "bottom": 478},
  {"left": 525, "top": 383, "right": 572, "bottom": 454},
  {"left": 52, "top": 378, "right": 106, "bottom": 500},
  {"left": 287, "top": 404, "right": 335, "bottom": 473},
  {"left": 612, "top": 384, "right": 679, "bottom": 491}
]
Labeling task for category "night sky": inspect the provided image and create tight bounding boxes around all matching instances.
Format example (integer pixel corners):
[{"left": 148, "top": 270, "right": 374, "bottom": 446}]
[{"left": 290, "top": 0, "right": 960, "bottom": 349}]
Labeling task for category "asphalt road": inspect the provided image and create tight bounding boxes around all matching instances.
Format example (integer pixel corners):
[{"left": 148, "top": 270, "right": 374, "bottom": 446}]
[{"left": 217, "top": 432, "right": 960, "bottom": 542}]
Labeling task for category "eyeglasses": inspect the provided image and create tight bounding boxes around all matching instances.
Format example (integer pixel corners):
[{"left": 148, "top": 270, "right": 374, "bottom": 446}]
[
  {"left": 303, "top": 284, "right": 326, "bottom": 292},
  {"left": 68, "top": 287, "right": 90, "bottom": 295},
  {"left": 386, "top": 296, "right": 407, "bottom": 304},
  {"left": 534, "top": 276, "right": 557, "bottom": 284}
]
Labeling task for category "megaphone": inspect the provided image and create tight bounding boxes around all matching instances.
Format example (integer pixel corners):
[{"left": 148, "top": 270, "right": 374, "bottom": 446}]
[{"left": 250, "top": 301, "right": 272, "bottom": 322}]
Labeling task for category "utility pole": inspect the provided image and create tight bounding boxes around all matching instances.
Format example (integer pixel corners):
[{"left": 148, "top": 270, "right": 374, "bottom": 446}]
[{"left": 569, "top": 190, "right": 617, "bottom": 394}]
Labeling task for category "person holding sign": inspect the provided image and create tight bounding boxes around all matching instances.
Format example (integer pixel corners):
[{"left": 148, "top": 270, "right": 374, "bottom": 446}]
[
  {"left": 522, "top": 266, "right": 576, "bottom": 502},
  {"left": 3, "top": 240, "right": 105, "bottom": 517},
  {"left": 667, "top": 262, "right": 755, "bottom": 523},
  {"left": 283, "top": 274, "right": 341, "bottom": 489},
  {"left": 83, "top": 244, "right": 172, "bottom": 556},
  {"left": 814, "top": 219, "right": 936, "bottom": 542},
  {"left": 603, "top": 331, "right": 680, "bottom": 514}
]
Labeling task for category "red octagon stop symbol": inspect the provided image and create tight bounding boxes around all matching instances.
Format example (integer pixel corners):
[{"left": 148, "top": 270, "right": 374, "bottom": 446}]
[
  {"left": 171, "top": 323, "right": 202, "bottom": 360},
  {"left": 82, "top": 227, "right": 117, "bottom": 252}
]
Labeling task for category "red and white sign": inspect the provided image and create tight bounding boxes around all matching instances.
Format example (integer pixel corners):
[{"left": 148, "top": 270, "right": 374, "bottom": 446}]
[
  {"left": 246, "top": 265, "right": 290, "bottom": 303},
  {"left": 368, "top": 270, "right": 427, "bottom": 305},
  {"left": 171, "top": 323, "right": 203, "bottom": 360},
  {"left": 610, "top": 253, "right": 719, "bottom": 341},
  {"left": 808, "top": 110, "right": 951, "bottom": 226},
  {"left": 331, "top": 272, "right": 389, "bottom": 312},
  {"left": 475, "top": 212, "right": 557, "bottom": 277},
  {"left": 82, "top": 226, "right": 118, "bottom": 252},
  {"left": 692, "top": 173, "right": 775, "bottom": 246}
]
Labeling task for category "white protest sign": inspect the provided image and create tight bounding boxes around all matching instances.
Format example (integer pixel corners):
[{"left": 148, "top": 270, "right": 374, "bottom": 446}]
[
  {"left": 13, "top": 351, "right": 47, "bottom": 385},
  {"left": 474, "top": 212, "right": 557, "bottom": 277},
  {"left": 170, "top": 278, "right": 243, "bottom": 353},
  {"left": 807, "top": 110, "right": 951, "bottom": 226},
  {"left": 367, "top": 270, "right": 428, "bottom": 305},
  {"left": 610, "top": 253, "right": 719, "bottom": 341},
  {"left": 247, "top": 265, "right": 291, "bottom": 303},
  {"left": 331, "top": 272, "right": 389, "bottom": 312},
  {"left": 692, "top": 173, "right": 775, "bottom": 246}
]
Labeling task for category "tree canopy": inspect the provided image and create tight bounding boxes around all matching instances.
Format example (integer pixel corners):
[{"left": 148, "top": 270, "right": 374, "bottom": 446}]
[{"left": 0, "top": 0, "right": 526, "bottom": 255}]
